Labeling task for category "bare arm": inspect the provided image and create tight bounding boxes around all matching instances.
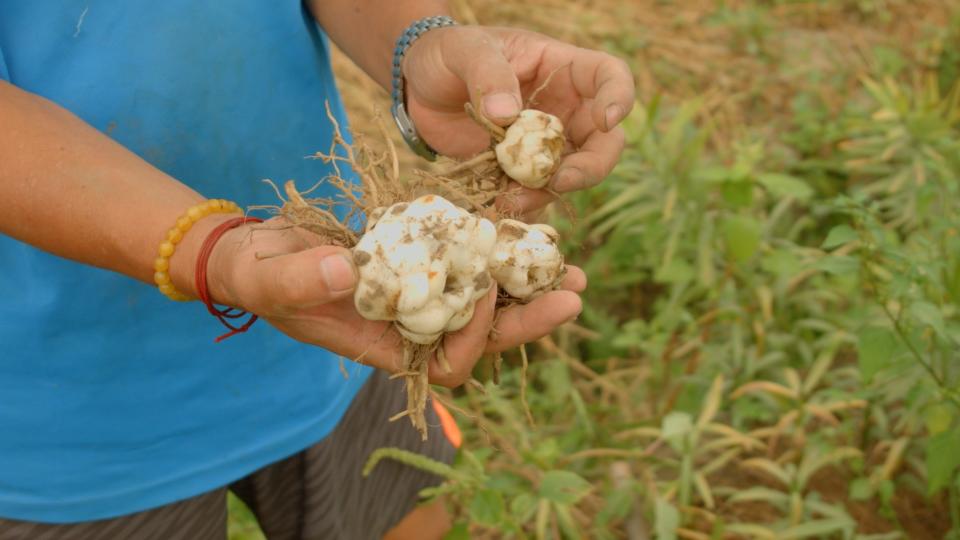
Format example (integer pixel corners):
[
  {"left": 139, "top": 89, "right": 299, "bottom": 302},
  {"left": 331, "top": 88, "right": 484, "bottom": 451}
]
[
  {"left": 305, "top": 0, "right": 450, "bottom": 91},
  {"left": 0, "top": 80, "right": 230, "bottom": 297}
]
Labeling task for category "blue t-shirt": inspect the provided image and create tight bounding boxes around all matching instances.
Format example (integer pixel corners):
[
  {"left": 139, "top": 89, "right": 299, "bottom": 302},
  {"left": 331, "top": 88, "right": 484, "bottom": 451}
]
[{"left": 0, "top": 1, "right": 373, "bottom": 523}]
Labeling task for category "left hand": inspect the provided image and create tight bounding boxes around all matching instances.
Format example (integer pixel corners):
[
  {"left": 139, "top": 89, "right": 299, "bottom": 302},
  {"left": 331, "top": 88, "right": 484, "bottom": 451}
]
[
  {"left": 402, "top": 25, "right": 635, "bottom": 217},
  {"left": 209, "top": 218, "right": 586, "bottom": 387}
]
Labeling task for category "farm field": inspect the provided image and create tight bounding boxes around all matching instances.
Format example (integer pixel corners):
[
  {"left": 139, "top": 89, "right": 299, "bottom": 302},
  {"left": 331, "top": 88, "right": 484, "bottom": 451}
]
[{"left": 231, "top": 1, "right": 960, "bottom": 538}]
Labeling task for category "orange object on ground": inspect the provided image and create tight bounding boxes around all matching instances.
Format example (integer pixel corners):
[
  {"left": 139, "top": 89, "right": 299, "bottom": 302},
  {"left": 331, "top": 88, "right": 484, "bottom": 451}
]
[{"left": 430, "top": 398, "right": 462, "bottom": 449}]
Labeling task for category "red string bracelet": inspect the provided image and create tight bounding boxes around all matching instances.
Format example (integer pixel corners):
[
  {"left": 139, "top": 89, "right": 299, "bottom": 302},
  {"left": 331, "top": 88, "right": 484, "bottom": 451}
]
[{"left": 194, "top": 216, "right": 264, "bottom": 342}]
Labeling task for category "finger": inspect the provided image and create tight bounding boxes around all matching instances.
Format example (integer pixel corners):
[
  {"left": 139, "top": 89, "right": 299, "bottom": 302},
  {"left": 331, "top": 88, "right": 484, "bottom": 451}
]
[
  {"left": 250, "top": 245, "right": 358, "bottom": 309},
  {"left": 560, "top": 265, "right": 587, "bottom": 292},
  {"left": 561, "top": 100, "right": 605, "bottom": 145},
  {"left": 551, "top": 126, "right": 625, "bottom": 193},
  {"left": 568, "top": 48, "right": 635, "bottom": 131},
  {"left": 429, "top": 287, "right": 497, "bottom": 387},
  {"left": 486, "top": 290, "right": 582, "bottom": 353},
  {"left": 442, "top": 29, "right": 522, "bottom": 125}
]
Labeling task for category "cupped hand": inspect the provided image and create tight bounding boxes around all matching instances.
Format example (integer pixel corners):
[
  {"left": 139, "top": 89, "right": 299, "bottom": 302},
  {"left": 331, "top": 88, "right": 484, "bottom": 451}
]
[
  {"left": 207, "top": 218, "right": 585, "bottom": 387},
  {"left": 402, "top": 25, "right": 635, "bottom": 216}
]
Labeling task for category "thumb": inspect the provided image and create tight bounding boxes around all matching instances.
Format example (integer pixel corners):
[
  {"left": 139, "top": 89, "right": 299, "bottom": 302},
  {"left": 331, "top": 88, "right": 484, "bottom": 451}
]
[
  {"left": 252, "top": 246, "right": 358, "bottom": 308},
  {"left": 444, "top": 29, "right": 522, "bottom": 126}
]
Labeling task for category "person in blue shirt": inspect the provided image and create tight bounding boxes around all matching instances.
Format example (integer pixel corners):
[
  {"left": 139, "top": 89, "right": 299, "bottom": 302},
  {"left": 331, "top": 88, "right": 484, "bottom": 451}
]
[{"left": 0, "top": 1, "right": 634, "bottom": 538}]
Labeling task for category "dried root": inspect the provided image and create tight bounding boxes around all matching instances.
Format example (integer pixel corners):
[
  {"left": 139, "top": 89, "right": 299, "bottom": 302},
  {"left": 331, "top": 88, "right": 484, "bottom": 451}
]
[{"left": 388, "top": 341, "right": 437, "bottom": 437}]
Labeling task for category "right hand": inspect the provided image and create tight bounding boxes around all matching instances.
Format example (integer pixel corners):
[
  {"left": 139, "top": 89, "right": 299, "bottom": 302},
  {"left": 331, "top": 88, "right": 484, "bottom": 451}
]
[{"left": 205, "top": 217, "right": 585, "bottom": 387}]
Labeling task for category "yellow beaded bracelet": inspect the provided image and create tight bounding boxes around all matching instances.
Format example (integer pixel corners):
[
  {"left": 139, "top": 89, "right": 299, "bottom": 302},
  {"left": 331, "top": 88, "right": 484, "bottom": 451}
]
[{"left": 154, "top": 199, "right": 242, "bottom": 301}]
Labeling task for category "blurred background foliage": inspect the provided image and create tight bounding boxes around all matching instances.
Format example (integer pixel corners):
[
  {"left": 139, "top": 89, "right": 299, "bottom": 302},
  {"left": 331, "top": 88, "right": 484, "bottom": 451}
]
[{"left": 231, "top": 1, "right": 960, "bottom": 538}]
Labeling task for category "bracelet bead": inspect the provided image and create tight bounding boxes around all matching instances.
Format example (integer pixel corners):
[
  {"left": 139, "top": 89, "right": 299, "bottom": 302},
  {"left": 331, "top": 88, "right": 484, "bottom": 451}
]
[
  {"left": 167, "top": 227, "right": 184, "bottom": 244},
  {"left": 154, "top": 271, "right": 171, "bottom": 285},
  {"left": 154, "top": 199, "right": 244, "bottom": 302},
  {"left": 158, "top": 241, "right": 175, "bottom": 258}
]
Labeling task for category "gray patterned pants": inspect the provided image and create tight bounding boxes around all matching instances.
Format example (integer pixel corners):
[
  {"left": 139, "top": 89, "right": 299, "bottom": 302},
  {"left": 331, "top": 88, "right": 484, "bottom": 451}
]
[{"left": 0, "top": 370, "right": 457, "bottom": 540}]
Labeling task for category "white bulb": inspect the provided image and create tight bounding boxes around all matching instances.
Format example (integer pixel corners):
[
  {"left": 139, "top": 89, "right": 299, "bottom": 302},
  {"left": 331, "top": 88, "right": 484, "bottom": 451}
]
[
  {"left": 353, "top": 194, "right": 497, "bottom": 344},
  {"left": 495, "top": 110, "right": 565, "bottom": 189},
  {"left": 488, "top": 219, "right": 564, "bottom": 301}
]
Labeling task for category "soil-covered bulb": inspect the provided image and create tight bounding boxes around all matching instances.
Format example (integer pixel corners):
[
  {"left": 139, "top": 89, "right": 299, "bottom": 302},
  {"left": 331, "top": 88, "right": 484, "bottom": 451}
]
[
  {"left": 488, "top": 219, "right": 565, "bottom": 301},
  {"left": 495, "top": 110, "right": 565, "bottom": 189},
  {"left": 352, "top": 195, "right": 497, "bottom": 344}
]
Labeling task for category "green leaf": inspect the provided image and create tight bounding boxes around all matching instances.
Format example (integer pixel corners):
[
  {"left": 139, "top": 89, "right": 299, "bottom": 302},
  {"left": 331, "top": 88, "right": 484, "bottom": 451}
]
[
  {"left": 723, "top": 524, "right": 776, "bottom": 539},
  {"left": 878, "top": 479, "right": 895, "bottom": 506},
  {"left": 925, "top": 404, "right": 954, "bottom": 435},
  {"left": 779, "top": 518, "right": 854, "bottom": 539},
  {"left": 722, "top": 180, "right": 754, "bottom": 208},
  {"left": 822, "top": 224, "right": 858, "bottom": 249},
  {"left": 661, "top": 411, "right": 693, "bottom": 451},
  {"left": 814, "top": 255, "right": 860, "bottom": 275},
  {"left": 723, "top": 215, "right": 762, "bottom": 263},
  {"left": 468, "top": 489, "right": 505, "bottom": 526},
  {"left": 539, "top": 470, "right": 592, "bottom": 505},
  {"left": 757, "top": 173, "right": 814, "bottom": 201},
  {"left": 727, "top": 486, "right": 790, "bottom": 505},
  {"left": 910, "top": 301, "right": 946, "bottom": 336},
  {"left": 927, "top": 429, "right": 960, "bottom": 494},
  {"left": 535, "top": 499, "right": 550, "bottom": 539},
  {"left": 857, "top": 326, "right": 897, "bottom": 381},
  {"left": 510, "top": 493, "right": 538, "bottom": 523},
  {"left": 553, "top": 502, "right": 582, "bottom": 539},
  {"left": 849, "top": 477, "right": 873, "bottom": 501},
  {"left": 541, "top": 361, "right": 573, "bottom": 410},
  {"left": 654, "top": 498, "right": 679, "bottom": 540},
  {"left": 596, "top": 488, "right": 633, "bottom": 526},
  {"left": 694, "top": 164, "right": 731, "bottom": 184},
  {"left": 655, "top": 258, "right": 695, "bottom": 284},
  {"left": 443, "top": 523, "right": 470, "bottom": 540},
  {"left": 486, "top": 471, "right": 523, "bottom": 492},
  {"left": 761, "top": 249, "right": 802, "bottom": 277}
]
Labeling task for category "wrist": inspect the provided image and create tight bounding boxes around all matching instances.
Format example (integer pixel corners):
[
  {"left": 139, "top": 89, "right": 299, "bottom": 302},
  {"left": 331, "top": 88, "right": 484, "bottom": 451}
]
[
  {"left": 166, "top": 213, "right": 244, "bottom": 304},
  {"left": 391, "top": 16, "right": 458, "bottom": 160},
  {"left": 204, "top": 223, "right": 252, "bottom": 309}
]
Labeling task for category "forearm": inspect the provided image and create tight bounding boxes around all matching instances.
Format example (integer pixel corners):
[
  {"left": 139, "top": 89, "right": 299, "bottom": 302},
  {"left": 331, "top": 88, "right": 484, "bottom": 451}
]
[
  {"left": 307, "top": 0, "right": 450, "bottom": 91},
  {"left": 0, "top": 81, "right": 233, "bottom": 299}
]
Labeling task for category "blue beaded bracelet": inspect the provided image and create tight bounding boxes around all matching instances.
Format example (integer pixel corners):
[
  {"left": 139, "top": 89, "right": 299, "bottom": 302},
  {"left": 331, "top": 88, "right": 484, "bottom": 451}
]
[{"left": 390, "top": 15, "right": 458, "bottom": 161}]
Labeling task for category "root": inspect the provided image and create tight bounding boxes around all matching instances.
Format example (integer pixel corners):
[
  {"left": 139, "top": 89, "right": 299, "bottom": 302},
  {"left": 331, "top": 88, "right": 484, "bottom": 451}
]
[
  {"left": 393, "top": 340, "right": 441, "bottom": 440},
  {"left": 437, "top": 345, "right": 453, "bottom": 375},
  {"left": 465, "top": 102, "right": 506, "bottom": 142},
  {"left": 491, "top": 352, "right": 503, "bottom": 385},
  {"left": 525, "top": 63, "right": 571, "bottom": 108},
  {"left": 411, "top": 170, "right": 500, "bottom": 213},
  {"left": 282, "top": 180, "right": 358, "bottom": 246},
  {"left": 441, "top": 150, "right": 496, "bottom": 176}
]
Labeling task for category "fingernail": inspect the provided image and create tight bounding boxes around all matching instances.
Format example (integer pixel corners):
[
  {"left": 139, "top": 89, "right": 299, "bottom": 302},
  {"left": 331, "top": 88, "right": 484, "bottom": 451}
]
[
  {"left": 320, "top": 254, "right": 356, "bottom": 293},
  {"left": 483, "top": 93, "right": 521, "bottom": 120},
  {"left": 604, "top": 104, "right": 625, "bottom": 130},
  {"left": 552, "top": 167, "right": 583, "bottom": 192}
]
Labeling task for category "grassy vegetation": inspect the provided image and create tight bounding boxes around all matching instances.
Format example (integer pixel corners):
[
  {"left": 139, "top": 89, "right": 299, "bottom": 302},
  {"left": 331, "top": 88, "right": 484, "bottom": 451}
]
[{"left": 231, "top": 1, "right": 960, "bottom": 538}]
